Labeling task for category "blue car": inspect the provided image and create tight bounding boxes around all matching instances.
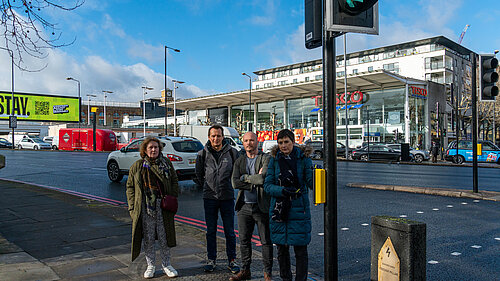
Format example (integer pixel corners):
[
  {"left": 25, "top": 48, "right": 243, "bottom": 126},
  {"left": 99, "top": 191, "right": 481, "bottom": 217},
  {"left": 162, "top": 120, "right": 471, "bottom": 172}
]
[{"left": 445, "top": 140, "right": 500, "bottom": 164}]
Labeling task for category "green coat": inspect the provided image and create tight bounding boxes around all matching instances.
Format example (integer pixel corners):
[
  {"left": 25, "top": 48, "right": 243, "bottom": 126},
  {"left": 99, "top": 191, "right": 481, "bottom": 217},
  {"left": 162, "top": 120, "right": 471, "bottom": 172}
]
[{"left": 126, "top": 156, "right": 179, "bottom": 262}]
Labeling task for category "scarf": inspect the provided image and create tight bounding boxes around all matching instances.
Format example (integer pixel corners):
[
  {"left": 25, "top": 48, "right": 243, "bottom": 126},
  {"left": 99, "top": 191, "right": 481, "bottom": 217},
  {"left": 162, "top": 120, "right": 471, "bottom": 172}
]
[{"left": 142, "top": 156, "right": 171, "bottom": 216}]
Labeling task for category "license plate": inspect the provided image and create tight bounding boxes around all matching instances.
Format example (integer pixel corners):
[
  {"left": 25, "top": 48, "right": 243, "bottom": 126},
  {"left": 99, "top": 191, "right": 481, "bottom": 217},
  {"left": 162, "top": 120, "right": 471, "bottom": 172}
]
[{"left": 189, "top": 159, "right": 196, "bottom": 164}]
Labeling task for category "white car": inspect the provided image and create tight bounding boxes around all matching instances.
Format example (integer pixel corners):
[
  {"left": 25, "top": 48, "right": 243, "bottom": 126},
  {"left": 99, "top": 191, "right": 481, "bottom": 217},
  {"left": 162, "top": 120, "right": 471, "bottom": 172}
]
[
  {"left": 106, "top": 136, "right": 203, "bottom": 182},
  {"left": 17, "top": 138, "right": 52, "bottom": 150}
]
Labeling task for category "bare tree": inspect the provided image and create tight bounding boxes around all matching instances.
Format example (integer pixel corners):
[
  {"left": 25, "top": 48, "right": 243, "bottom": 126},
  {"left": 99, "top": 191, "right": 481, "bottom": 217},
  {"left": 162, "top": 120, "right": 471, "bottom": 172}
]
[{"left": 0, "top": 0, "right": 83, "bottom": 69}]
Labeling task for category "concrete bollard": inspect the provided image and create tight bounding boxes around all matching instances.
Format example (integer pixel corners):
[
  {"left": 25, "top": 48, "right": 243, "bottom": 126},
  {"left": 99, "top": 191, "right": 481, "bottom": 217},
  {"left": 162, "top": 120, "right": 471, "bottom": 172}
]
[{"left": 371, "top": 216, "right": 426, "bottom": 281}]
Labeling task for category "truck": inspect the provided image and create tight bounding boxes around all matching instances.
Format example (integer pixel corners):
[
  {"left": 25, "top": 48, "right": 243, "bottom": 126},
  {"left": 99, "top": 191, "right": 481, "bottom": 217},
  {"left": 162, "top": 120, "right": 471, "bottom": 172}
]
[
  {"left": 178, "top": 125, "right": 242, "bottom": 151},
  {"left": 58, "top": 128, "right": 117, "bottom": 151}
]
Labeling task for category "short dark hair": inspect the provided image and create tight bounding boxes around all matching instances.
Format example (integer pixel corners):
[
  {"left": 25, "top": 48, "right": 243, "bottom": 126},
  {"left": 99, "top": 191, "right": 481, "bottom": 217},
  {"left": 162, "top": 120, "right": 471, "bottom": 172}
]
[
  {"left": 140, "top": 137, "right": 163, "bottom": 158},
  {"left": 277, "top": 129, "right": 295, "bottom": 143},
  {"left": 208, "top": 124, "right": 224, "bottom": 137}
]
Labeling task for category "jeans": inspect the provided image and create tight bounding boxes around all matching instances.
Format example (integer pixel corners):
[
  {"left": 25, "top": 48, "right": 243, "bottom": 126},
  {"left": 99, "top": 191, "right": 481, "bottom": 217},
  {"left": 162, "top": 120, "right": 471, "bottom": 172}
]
[
  {"left": 204, "top": 198, "right": 237, "bottom": 262},
  {"left": 237, "top": 203, "right": 273, "bottom": 273},
  {"left": 277, "top": 244, "right": 308, "bottom": 281}
]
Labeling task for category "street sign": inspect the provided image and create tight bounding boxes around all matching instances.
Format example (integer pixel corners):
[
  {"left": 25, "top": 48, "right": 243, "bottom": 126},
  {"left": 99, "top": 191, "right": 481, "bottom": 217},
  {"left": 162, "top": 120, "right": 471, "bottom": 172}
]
[
  {"left": 9, "top": 116, "right": 17, "bottom": 128},
  {"left": 91, "top": 107, "right": 98, "bottom": 113},
  {"left": 378, "top": 237, "right": 400, "bottom": 281}
]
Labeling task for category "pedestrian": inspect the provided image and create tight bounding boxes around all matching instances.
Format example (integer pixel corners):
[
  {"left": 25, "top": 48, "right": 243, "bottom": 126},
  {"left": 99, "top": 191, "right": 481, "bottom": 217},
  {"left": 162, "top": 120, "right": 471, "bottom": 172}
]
[
  {"left": 195, "top": 124, "right": 240, "bottom": 274},
  {"left": 431, "top": 139, "right": 440, "bottom": 163},
  {"left": 230, "top": 132, "right": 273, "bottom": 281},
  {"left": 126, "top": 137, "right": 179, "bottom": 279},
  {"left": 264, "top": 129, "right": 313, "bottom": 281}
]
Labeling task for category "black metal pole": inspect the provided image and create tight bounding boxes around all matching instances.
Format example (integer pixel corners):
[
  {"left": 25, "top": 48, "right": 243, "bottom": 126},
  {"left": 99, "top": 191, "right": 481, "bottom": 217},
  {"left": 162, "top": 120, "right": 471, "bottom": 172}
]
[
  {"left": 367, "top": 105, "right": 370, "bottom": 160},
  {"left": 11, "top": 53, "right": 14, "bottom": 149},
  {"left": 93, "top": 112, "right": 97, "bottom": 151},
  {"left": 471, "top": 52, "right": 478, "bottom": 193},
  {"left": 165, "top": 46, "right": 168, "bottom": 136},
  {"left": 454, "top": 83, "right": 459, "bottom": 163},
  {"left": 249, "top": 79, "right": 252, "bottom": 132},
  {"left": 323, "top": 27, "right": 338, "bottom": 281}
]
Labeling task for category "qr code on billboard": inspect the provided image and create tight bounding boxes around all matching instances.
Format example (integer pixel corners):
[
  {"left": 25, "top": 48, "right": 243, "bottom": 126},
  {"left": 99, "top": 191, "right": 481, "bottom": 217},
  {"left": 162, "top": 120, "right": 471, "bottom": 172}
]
[{"left": 35, "top": 101, "right": 50, "bottom": 115}]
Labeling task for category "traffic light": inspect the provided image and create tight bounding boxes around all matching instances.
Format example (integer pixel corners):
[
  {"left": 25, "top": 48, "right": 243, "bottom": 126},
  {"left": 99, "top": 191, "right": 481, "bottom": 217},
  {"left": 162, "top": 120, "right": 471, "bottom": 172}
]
[
  {"left": 479, "top": 54, "right": 499, "bottom": 101},
  {"left": 326, "top": 0, "right": 379, "bottom": 34},
  {"left": 305, "top": 0, "right": 322, "bottom": 49}
]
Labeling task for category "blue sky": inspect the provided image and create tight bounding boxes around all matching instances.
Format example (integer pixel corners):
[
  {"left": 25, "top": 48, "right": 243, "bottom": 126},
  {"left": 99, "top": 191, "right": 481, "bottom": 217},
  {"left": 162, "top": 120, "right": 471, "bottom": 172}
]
[{"left": 0, "top": 0, "right": 499, "bottom": 103}]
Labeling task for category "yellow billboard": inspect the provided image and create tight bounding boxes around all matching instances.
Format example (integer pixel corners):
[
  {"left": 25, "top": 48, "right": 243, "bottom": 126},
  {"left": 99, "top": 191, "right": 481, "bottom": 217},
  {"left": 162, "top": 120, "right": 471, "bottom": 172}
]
[{"left": 0, "top": 92, "right": 79, "bottom": 122}]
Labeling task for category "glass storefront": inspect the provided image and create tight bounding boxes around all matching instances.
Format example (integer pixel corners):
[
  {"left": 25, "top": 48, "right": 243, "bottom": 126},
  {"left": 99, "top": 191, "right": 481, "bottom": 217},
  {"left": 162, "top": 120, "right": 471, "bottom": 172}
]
[{"left": 287, "top": 97, "right": 321, "bottom": 129}]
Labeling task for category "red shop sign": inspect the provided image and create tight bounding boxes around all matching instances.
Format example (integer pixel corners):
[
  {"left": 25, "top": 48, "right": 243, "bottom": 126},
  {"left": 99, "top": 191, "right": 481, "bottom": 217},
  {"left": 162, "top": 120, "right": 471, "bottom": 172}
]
[
  {"left": 410, "top": 86, "right": 427, "bottom": 97},
  {"left": 312, "top": 91, "right": 364, "bottom": 107}
]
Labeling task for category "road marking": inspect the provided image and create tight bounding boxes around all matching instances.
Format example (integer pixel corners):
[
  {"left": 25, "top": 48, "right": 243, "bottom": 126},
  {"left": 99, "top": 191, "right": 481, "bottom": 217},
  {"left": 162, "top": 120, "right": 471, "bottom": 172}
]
[
  {"left": 91, "top": 168, "right": 107, "bottom": 171},
  {"left": 416, "top": 211, "right": 424, "bottom": 214},
  {"left": 399, "top": 215, "right": 407, "bottom": 218},
  {"left": 341, "top": 228, "right": 349, "bottom": 231},
  {"left": 432, "top": 208, "right": 439, "bottom": 211},
  {"left": 473, "top": 200, "right": 480, "bottom": 203},
  {"left": 447, "top": 205, "right": 454, "bottom": 208},
  {"left": 495, "top": 238, "right": 500, "bottom": 241},
  {"left": 361, "top": 223, "right": 369, "bottom": 226},
  {"left": 428, "top": 260, "right": 439, "bottom": 264},
  {"left": 471, "top": 245, "right": 482, "bottom": 249},
  {"left": 461, "top": 202, "right": 468, "bottom": 205},
  {"left": 451, "top": 252, "right": 462, "bottom": 256},
  {"left": 318, "top": 233, "right": 325, "bottom": 236}
]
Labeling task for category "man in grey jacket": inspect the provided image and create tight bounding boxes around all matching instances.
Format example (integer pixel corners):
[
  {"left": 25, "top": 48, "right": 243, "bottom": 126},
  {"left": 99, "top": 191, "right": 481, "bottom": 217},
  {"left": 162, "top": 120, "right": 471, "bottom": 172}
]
[
  {"left": 195, "top": 124, "right": 240, "bottom": 274},
  {"left": 230, "top": 132, "right": 272, "bottom": 281}
]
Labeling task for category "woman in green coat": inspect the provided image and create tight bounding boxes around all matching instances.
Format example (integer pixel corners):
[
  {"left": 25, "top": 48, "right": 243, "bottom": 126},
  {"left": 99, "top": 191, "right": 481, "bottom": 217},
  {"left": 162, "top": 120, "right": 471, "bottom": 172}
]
[{"left": 126, "top": 137, "right": 179, "bottom": 279}]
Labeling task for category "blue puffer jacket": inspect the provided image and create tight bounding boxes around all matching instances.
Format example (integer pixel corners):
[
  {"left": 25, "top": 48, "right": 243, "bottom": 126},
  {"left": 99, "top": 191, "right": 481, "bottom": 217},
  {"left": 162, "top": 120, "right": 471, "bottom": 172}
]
[{"left": 264, "top": 145, "right": 313, "bottom": 246}]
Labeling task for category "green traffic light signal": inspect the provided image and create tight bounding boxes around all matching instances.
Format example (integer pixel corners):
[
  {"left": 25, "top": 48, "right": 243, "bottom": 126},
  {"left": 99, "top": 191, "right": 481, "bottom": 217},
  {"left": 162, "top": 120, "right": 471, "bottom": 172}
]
[{"left": 339, "top": 0, "right": 378, "bottom": 15}]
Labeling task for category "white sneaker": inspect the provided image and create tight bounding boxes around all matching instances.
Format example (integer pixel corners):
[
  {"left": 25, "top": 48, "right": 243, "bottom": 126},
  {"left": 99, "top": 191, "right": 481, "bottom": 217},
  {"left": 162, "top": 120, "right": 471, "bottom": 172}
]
[
  {"left": 144, "top": 265, "right": 155, "bottom": 279},
  {"left": 163, "top": 265, "right": 179, "bottom": 278}
]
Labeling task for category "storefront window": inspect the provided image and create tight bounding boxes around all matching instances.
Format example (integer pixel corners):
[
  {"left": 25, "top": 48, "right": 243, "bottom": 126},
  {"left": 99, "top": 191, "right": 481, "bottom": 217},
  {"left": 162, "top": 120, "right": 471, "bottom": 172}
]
[
  {"left": 287, "top": 97, "right": 320, "bottom": 130},
  {"left": 188, "top": 109, "right": 208, "bottom": 125},
  {"left": 230, "top": 105, "right": 253, "bottom": 133},
  {"left": 256, "top": 101, "right": 284, "bottom": 132}
]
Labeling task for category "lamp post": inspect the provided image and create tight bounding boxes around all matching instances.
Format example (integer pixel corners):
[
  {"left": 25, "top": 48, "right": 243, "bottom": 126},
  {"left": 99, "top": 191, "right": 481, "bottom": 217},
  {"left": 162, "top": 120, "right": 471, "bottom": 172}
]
[
  {"left": 0, "top": 47, "right": 15, "bottom": 149},
  {"left": 494, "top": 50, "right": 499, "bottom": 145},
  {"left": 172, "top": 80, "right": 185, "bottom": 136},
  {"left": 142, "top": 86, "right": 154, "bottom": 136},
  {"left": 242, "top": 72, "right": 252, "bottom": 132},
  {"left": 165, "top": 45, "right": 181, "bottom": 136},
  {"left": 102, "top": 90, "right": 113, "bottom": 126},
  {"left": 66, "top": 77, "right": 81, "bottom": 128},
  {"left": 86, "top": 94, "right": 96, "bottom": 125}
]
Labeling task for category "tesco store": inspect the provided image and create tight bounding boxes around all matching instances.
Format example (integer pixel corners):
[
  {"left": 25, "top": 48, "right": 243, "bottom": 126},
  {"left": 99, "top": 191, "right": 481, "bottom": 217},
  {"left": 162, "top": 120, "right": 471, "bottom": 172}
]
[{"left": 175, "top": 70, "right": 447, "bottom": 150}]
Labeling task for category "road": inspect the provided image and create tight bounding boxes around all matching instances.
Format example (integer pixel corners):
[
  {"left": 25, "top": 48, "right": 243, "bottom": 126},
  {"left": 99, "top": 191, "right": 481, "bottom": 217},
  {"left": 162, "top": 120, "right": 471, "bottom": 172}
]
[{"left": 1, "top": 149, "right": 499, "bottom": 280}]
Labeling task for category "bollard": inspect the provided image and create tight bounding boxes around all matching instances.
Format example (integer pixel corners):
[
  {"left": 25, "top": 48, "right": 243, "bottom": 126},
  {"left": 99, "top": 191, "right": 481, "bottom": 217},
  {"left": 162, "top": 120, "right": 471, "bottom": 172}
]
[{"left": 371, "top": 216, "right": 426, "bottom": 281}]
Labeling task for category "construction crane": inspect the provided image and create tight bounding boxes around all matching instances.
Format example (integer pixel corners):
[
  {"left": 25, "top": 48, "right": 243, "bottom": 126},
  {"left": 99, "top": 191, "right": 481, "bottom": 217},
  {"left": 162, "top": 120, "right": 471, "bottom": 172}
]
[{"left": 458, "top": 24, "right": 470, "bottom": 45}]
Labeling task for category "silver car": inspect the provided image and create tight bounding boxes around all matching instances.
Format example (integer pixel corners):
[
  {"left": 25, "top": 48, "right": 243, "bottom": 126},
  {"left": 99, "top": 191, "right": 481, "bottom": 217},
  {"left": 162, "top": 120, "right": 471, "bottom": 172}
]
[
  {"left": 17, "top": 138, "right": 51, "bottom": 150},
  {"left": 386, "top": 144, "right": 430, "bottom": 163}
]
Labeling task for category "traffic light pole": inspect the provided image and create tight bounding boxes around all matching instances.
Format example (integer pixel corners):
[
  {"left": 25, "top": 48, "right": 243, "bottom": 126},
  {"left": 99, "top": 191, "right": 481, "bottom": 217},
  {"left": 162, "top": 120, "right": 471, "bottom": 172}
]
[
  {"left": 323, "top": 23, "right": 339, "bottom": 281},
  {"left": 471, "top": 52, "right": 478, "bottom": 193}
]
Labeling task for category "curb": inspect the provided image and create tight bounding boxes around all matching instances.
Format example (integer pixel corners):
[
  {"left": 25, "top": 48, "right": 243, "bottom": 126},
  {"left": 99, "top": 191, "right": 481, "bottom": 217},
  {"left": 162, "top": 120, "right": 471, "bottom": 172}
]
[{"left": 346, "top": 183, "right": 500, "bottom": 202}]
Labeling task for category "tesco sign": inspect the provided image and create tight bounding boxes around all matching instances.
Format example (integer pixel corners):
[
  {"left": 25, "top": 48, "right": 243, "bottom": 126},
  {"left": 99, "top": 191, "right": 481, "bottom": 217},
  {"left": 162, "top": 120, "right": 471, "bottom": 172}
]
[{"left": 312, "top": 91, "right": 366, "bottom": 107}]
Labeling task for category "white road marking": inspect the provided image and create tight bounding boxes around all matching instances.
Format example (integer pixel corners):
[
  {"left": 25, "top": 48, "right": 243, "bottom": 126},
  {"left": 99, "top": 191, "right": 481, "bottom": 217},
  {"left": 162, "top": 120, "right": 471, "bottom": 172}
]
[
  {"left": 399, "top": 215, "right": 407, "bottom": 218},
  {"left": 428, "top": 260, "right": 439, "bottom": 264},
  {"left": 361, "top": 223, "right": 369, "bottom": 226},
  {"left": 451, "top": 252, "right": 462, "bottom": 256},
  {"left": 495, "top": 238, "right": 500, "bottom": 241},
  {"left": 447, "top": 205, "right": 454, "bottom": 208},
  {"left": 318, "top": 233, "right": 324, "bottom": 236},
  {"left": 432, "top": 208, "right": 439, "bottom": 211},
  {"left": 461, "top": 202, "right": 468, "bottom": 205},
  {"left": 471, "top": 245, "right": 482, "bottom": 249},
  {"left": 473, "top": 200, "right": 480, "bottom": 203},
  {"left": 91, "top": 168, "right": 107, "bottom": 171},
  {"left": 416, "top": 211, "right": 424, "bottom": 214},
  {"left": 341, "top": 228, "right": 349, "bottom": 231}
]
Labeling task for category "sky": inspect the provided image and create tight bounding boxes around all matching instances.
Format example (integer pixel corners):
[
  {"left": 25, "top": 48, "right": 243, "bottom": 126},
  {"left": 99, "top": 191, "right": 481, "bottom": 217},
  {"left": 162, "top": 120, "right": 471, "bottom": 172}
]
[{"left": 0, "top": 0, "right": 499, "bottom": 104}]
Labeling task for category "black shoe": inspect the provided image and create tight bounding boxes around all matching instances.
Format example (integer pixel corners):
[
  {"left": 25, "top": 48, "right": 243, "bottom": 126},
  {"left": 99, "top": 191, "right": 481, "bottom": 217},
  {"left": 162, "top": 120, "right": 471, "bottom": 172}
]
[{"left": 204, "top": 259, "right": 216, "bottom": 272}]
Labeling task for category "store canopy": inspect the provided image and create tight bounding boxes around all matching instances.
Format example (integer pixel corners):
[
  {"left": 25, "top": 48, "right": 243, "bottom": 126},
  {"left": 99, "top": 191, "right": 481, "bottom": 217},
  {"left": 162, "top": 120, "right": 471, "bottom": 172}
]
[{"left": 175, "top": 70, "right": 426, "bottom": 111}]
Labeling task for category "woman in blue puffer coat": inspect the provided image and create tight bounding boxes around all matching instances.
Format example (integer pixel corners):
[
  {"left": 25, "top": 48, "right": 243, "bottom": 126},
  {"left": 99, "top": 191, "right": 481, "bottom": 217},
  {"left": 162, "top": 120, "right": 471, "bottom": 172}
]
[{"left": 264, "top": 129, "right": 313, "bottom": 281}]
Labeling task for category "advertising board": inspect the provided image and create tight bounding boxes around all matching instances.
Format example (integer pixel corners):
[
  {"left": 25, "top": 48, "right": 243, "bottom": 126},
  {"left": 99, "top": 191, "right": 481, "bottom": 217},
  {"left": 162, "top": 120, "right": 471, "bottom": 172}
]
[{"left": 0, "top": 92, "right": 79, "bottom": 122}]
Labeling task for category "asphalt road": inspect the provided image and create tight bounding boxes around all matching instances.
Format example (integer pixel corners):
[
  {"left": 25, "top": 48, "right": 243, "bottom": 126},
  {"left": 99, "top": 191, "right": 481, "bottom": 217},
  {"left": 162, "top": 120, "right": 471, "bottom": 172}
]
[{"left": 1, "top": 149, "right": 499, "bottom": 280}]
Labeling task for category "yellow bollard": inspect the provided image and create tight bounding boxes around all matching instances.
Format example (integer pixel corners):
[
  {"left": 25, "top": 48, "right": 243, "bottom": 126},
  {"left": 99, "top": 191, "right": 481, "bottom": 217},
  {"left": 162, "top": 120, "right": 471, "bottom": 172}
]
[
  {"left": 314, "top": 169, "right": 326, "bottom": 205},
  {"left": 477, "top": 143, "right": 482, "bottom": 155}
]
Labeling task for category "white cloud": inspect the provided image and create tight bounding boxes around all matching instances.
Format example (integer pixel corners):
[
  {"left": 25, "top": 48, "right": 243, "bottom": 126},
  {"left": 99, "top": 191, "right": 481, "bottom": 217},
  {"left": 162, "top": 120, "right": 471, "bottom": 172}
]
[
  {"left": 127, "top": 40, "right": 164, "bottom": 64},
  {"left": 247, "top": 0, "right": 278, "bottom": 26}
]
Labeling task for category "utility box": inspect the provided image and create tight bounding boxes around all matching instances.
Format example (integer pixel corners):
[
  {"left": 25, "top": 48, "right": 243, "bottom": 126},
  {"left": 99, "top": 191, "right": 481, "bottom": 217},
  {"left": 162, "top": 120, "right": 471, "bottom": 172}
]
[
  {"left": 371, "top": 216, "right": 426, "bottom": 281},
  {"left": 400, "top": 143, "right": 411, "bottom": 162}
]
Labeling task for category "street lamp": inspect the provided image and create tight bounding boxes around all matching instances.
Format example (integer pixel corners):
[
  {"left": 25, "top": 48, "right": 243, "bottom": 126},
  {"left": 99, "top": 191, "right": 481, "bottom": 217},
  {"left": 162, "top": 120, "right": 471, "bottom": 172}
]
[
  {"left": 242, "top": 72, "right": 252, "bottom": 132},
  {"left": 172, "top": 80, "right": 185, "bottom": 136},
  {"left": 142, "top": 86, "right": 154, "bottom": 136},
  {"left": 494, "top": 50, "right": 499, "bottom": 144},
  {"left": 66, "top": 77, "right": 81, "bottom": 128},
  {"left": 1, "top": 47, "right": 15, "bottom": 149},
  {"left": 165, "top": 45, "right": 181, "bottom": 135},
  {"left": 86, "top": 94, "right": 97, "bottom": 126},
  {"left": 102, "top": 90, "right": 113, "bottom": 126}
]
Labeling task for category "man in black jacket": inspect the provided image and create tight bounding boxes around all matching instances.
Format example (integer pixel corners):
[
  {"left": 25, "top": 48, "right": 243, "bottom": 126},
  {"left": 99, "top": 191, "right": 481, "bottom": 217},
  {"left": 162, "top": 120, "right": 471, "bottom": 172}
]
[
  {"left": 195, "top": 124, "right": 240, "bottom": 274},
  {"left": 230, "top": 132, "right": 272, "bottom": 281}
]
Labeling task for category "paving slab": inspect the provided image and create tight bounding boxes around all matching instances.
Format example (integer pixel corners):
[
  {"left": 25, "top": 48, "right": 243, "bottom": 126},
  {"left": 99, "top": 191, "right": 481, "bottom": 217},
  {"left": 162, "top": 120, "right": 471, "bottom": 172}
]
[{"left": 50, "top": 256, "right": 127, "bottom": 278}]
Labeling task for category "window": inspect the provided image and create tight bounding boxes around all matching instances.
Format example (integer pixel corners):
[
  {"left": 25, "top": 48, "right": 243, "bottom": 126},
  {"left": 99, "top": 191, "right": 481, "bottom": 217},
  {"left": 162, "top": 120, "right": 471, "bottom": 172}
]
[
  {"left": 368, "top": 66, "right": 374, "bottom": 72},
  {"left": 305, "top": 77, "right": 310, "bottom": 82},
  {"left": 315, "top": 75, "right": 323, "bottom": 80},
  {"left": 126, "top": 140, "right": 143, "bottom": 152},
  {"left": 172, "top": 140, "right": 204, "bottom": 152},
  {"left": 336, "top": 71, "right": 345, "bottom": 77},
  {"left": 383, "top": 63, "right": 399, "bottom": 74},
  {"left": 293, "top": 79, "right": 298, "bottom": 84},
  {"left": 352, "top": 69, "right": 358, "bottom": 74}
]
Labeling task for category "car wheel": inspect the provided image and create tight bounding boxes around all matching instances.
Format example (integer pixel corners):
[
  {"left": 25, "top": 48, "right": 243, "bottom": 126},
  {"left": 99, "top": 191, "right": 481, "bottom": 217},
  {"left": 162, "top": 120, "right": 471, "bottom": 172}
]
[
  {"left": 52, "top": 145, "right": 58, "bottom": 150},
  {"left": 107, "top": 161, "right": 123, "bottom": 183},
  {"left": 414, "top": 154, "right": 424, "bottom": 163},
  {"left": 360, "top": 155, "right": 368, "bottom": 161},
  {"left": 34, "top": 146, "right": 39, "bottom": 150},
  {"left": 17, "top": 145, "right": 22, "bottom": 149},
  {"left": 456, "top": 155, "right": 465, "bottom": 164}
]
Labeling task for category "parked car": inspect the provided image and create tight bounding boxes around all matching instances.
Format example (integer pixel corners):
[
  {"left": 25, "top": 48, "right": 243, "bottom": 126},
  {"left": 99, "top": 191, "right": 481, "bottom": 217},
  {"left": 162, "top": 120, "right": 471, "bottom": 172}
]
[
  {"left": 262, "top": 140, "right": 278, "bottom": 154},
  {"left": 445, "top": 140, "right": 500, "bottom": 164},
  {"left": 304, "top": 140, "right": 346, "bottom": 159},
  {"left": 386, "top": 144, "right": 430, "bottom": 163},
  {"left": 43, "top": 136, "right": 59, "bottom": 150},
  {"left": 351, "top": 144, "right": 401, "bottom": 161},
  {"left": 17, "top": 137, "right": 51, "bottom": 150},
  {"left": 106, "top": 136, "right": 203, "bottom": 182},
  {"left": 0, "top": 138, "right": 13, "bottom": 148}
]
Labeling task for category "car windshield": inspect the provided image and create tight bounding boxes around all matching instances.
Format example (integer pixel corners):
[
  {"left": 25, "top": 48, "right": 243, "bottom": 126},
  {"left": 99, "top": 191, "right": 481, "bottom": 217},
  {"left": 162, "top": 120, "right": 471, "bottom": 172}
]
[
  {"left": 172, "top": 140, "right": 204, "bottom": 152},
  {"left": 33, "top": 139, "right": 45, "bottom": 143},
  {"left": 231, "top": 137, "right": 242, "bottom": 145}
]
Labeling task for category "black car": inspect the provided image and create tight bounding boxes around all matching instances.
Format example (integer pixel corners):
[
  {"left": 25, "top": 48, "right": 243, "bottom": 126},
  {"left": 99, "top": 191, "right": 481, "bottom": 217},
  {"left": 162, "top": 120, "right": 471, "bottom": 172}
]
[
  {"left": 0, "top": 138, "right": 13, "bottom": 148},
  {"left": 351, "top": 144, "right": 401, "bottom": 161},
  {"left": 304, "top": 140, "right": 346, "bottom": 159}
]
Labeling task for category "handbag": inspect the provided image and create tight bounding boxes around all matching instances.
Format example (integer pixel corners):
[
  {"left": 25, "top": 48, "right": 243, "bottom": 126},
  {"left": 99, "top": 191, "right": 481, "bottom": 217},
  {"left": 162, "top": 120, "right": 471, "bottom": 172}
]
[{"left": 159, "top": 185, "right": 178, "bottom": 213}]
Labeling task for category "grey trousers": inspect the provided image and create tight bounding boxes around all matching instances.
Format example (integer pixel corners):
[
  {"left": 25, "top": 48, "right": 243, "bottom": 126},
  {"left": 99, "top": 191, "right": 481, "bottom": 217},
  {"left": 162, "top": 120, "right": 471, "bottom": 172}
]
[
  {"left": 237, "top": 203, "right": 273, "bottom": 273},
  {"left": 142, "top": 199, "right": 171, "bottom": 267}
]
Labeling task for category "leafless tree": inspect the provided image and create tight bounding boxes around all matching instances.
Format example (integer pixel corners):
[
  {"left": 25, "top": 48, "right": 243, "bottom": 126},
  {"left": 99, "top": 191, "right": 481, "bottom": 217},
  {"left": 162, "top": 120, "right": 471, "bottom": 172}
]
[{"left": 0, "top": 0, "right": 83, "bottom": 70}]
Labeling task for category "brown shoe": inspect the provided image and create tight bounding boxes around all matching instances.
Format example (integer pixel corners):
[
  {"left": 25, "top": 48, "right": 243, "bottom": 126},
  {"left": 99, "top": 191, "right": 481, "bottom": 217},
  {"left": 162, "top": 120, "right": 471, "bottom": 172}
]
[
  {"left": 229, "top": 269, "right": 251, "bottom": 281},
  {"left": 264, "top": 272, "right": 272, "bottom": 281}
]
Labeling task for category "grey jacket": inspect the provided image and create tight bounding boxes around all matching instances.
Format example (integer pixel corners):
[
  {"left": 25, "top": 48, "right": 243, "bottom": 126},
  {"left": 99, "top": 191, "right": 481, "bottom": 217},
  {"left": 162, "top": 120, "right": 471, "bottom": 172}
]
[
  {"left": 195, "top": 140, "right": 238, "bottom": 200},
  {"left": 232, "top": 151, "right": 271, "bottom": 214}
]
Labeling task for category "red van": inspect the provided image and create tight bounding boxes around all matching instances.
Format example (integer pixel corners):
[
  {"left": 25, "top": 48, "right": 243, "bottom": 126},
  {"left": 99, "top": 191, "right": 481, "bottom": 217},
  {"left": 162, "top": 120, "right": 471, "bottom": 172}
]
[{"left": 59, "top": 128, "right": 117, "bottom": 151}]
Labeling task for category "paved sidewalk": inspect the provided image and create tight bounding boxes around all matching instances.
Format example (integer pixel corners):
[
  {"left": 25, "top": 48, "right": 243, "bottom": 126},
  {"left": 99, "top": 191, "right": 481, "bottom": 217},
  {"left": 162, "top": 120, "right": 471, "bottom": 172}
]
[{"left": 0, "top": 180, "right": 322, "bottom": 281}]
